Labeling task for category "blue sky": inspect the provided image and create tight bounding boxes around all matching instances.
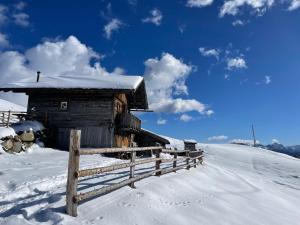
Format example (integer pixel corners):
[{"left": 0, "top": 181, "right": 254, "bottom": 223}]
[{"left": 0, "top": 0, "right": 299, "bottom": 145}]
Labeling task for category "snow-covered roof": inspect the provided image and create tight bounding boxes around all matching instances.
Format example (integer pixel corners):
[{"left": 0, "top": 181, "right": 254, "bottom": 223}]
[
  {"left": 0, "top": 75, "right": 149, "bottom": 109},
  {"left": 183, "top": 139, "right": 197, "bottom": 144},
  {"left": 0, "top": 75, "right": 144, "bottom": 90}
]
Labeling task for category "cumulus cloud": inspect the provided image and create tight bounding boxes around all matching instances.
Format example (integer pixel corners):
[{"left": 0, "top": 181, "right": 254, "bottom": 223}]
[
  {"left": 144, "top": 53, "right": 213, "bottom": 115},
  {"left": 0, "top": 36, "right": 116, "bottom": 105},
  {"left": 14, "top": 1, "right": 26, "bottom": 11},
  {"left": 232, "top": 19, "right": 247, "bottom": 26},
  {"left": 230, "top": 139, "right": 260, "bottom": 145},
  {"left": 0, "top": 4, "right": 8, "bottom": 25},
  {"left": 186, "top": 0, "right": 214, "bottom": 7},
  {"left": 199, "top": 47, "right": 220, "bottom": 60},
  {"left": 180, "top": 114, "right": 193, "bottom": 122},
  {"left": 220, "top": 0, "right": 274, "bottom": 17},
  {"left": 272, "top": 139, "right": 280, "bottom": 144},
  {"left": 208, "top": 135, "right": 228, "bottom": 141},
  {"left": 157, "top": 118, "right": 167, "bottom": 125},
  {"left": 288, "top": 0, "right": 300, "bottom": 10},
  {"left": 0, "top": 32, "right": 9, "bottom": 47},
  {"left": 12, "top": 12, "right": 29, "bottom": 27},
  {"left": 142, "top": 9, "right": 162, "bottom": 26},
  {"left": 227, "top": 57, "right": 247, "bottom": 70},
  {"left": 265, "top": 75, "right": 271, "bottom": 84},
  {"left": 103, "top": 18, "right": 123, "bottom": 39}
]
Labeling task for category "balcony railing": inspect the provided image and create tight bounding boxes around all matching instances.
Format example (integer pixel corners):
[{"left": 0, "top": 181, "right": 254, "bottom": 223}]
[{"left": 115, "top": 112, "right": 141, "bottom": 132}]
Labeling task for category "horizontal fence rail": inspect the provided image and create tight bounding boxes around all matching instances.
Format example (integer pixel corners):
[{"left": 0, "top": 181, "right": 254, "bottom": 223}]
[
  {"left": 0, "top": 110, "right": 27, "bottom": 127},
  {"left": 66, "top": 129, "right": 204, "bottom": 217}
]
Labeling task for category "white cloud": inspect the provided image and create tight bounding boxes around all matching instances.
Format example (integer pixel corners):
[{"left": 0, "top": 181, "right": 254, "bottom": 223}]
[
  {"left": 157, "top": 118, "right": 167, "bottom": 125},
  {"left": 144, "top": 53, "right": 213, "bottom": 115},
  {"left": 220, "top": 0, "right": 274, "bottom": 17},
  {"left": 103, "top": 18, "right": 123, "bottom": 39},
  {"left": 288, "top": 0, "right": 300, "bottom": 10},
  {"left": 180, "top": 114, "right": 193, "bottom": 122},
  {"left": 0, "top": 36, "right": 117, "bottom": 103},
  {"left": 224, "top": 74, "right": 230, "bottom": 80},
  {"left": 265, "top": 75, "right": 271, "bottom": 84},
  {"left": 0, "top": 32, "right": 9, "bottom": 47},
  {"left": 14, "top": 1, "right": 26, "bottom": 10},
  {"left": 230, "top": 139, "right": 260, "bottom": 145},
  {"left": 186, "top": 0, "right": 214, "bottom": 7},
  {"left": 142, "top": 9, "right": 162, "bottom": 26},
  {"left": 12, "top": 12, "right": 29, "bottom": 27},
  {"left": 208, "top": 135, "right": 228, "bottom": 141},
  {"left": 0, "top": 4, "right": 8, "bottom": 25},
  {"left": 0, "top": 36, "right": 121, "bottom": 105},
  {"left": 227, "top": 57, "right": 247, "bottom": 70},
  {"left": 199, "top": 47, "right": 220, "bottom": 60},
  {"left": 232, "top": 19, "right": 246, "bottom": 26},
  {"left": 272, "top": 139, "right": 280, "bottom": 144}
]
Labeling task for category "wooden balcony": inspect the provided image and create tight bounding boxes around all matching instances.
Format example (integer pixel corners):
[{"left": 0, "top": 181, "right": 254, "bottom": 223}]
[{"left": 115, "top": 112, "right": 141, "bottom": 132}]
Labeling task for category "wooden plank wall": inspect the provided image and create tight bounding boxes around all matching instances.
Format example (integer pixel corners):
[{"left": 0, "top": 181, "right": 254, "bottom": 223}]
[
  {"left": 28, "top": 93, "right": 113, "bottom": 127},
  {"left": 27, "top": 92, "right": 114, "bottom": 149},
  {"left": 113, "top": 93, "right": 132, "bottom": 148}
]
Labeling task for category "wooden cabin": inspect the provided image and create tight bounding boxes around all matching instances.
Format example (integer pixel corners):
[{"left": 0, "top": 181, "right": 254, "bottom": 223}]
[
  {"left": 0, "top": 75, "right": 148, "bottom": 150},
  {"left": 184, "top": 139, "right": 197, "bottom": 151}
]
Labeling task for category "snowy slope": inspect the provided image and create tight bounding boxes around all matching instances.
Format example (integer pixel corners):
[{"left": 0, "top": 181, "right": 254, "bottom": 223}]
[
  {"left": 0, "top": 99, "right": 26, "bottom": 111},
  {"left": 0, "top": 144, "right": 300, "bottom": 225}
]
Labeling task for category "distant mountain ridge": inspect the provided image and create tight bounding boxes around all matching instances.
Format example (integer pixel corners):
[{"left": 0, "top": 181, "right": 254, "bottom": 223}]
[{"left": 263, "top": 143, "right": 300, "bottom": 158}]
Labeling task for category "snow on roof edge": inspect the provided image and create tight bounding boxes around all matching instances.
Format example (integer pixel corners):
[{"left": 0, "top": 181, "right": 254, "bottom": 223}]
[{"left": 0, "top": 74, "right": 144, "bottom": 91}]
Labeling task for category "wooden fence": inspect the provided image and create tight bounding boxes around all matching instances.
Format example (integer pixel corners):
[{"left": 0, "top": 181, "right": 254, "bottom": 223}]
[
  {"left": 0, "top": 110, "right": 27, "bottom": 127},
  {"left": 66, "top": 129, "right": 204, "bottom": 217}
]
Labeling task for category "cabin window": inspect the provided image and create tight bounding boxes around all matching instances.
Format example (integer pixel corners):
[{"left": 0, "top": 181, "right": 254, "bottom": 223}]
[{"left": 60, "top": 101, "right": 68, "bottom": 111}]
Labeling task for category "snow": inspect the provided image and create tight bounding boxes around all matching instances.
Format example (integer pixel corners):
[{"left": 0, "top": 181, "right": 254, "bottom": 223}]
[
  {"left": 0, "top": 74, "right": 144, "bottom": 90},
  {"left": 0, "top": 127, "right": 16, "bottom": 139},
  {"left": 0, "top": 99, "right": 26, "bottom": 111},
  {"left": 183, "top": 139, "right": 197, "bottom": 143},
  {"left": 163, "top": 135, "right": 185, "bottom": 150},
  {"left": 0, "top": 143, "right": 300, "bottom": 225},
  {"left": 11, "top": 121, "right": 44, "bottom": 133}
]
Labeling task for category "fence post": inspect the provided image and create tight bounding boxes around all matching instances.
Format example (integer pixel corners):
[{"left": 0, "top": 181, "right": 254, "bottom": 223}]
[
  {"left": 193, "top": 156, "right": 197, "bottom": 168},
  {"left": 186, "top": 151, "right": 190, "bottom": 170},
  {"left": 6, "top": 110, "right": 11, "bottom": 127},
  {"left": 129, "top": 151, "right": 136, "bottom": 188},
  {"left": 1, "top": 113, "right": 4, "bottom": 123},
  {"left": 155, "top": 149, "right": 161, "bottom": 176},
  {"left": 66, "top": 129, "right": 81, "bottom": 217},
  {"left": 173, "top": 152, "right": 177, "bottom": 172}
]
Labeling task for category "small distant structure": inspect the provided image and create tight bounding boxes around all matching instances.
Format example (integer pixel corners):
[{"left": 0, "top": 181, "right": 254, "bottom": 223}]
[
  {"left": 184, "top": 139, "right": 197, "bottom": 151},
  {"left": 0, "top": 73, "right": 149, "bottom": 150}
]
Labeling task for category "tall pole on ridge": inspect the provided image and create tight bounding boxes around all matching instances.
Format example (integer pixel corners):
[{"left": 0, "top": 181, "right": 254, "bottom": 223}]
[{"left": 252, "top": 124, "right": 256, "bottom": 147}]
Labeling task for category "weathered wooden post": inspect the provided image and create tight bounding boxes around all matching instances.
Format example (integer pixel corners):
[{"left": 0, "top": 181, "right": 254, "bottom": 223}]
[
  {"left": 66, "top": 129, "right": 81, "bottom": 217},
  {"left": 6, "top": 110, "right": 11, "bottom": 127},
  {"left": 173, "top": 152, "right": 177, "bottom": 172},
  {"left": 129, "top": 151, "right": 136, "bottom": 188},
  {"left": 1, "top": 112, "right": 4, "bottom": 124},
  {"left": 193, "top": 156, "right": 197, "bottom": 168},
  {"left": 186, "top": 151, "right": 190, "bottom": 170},
  {"left": 155, "top": 148, "right": 161, "bottom": 176}
]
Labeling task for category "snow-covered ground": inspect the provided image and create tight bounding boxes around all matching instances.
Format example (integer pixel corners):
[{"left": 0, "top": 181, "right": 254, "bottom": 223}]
[
  {"left": 0, "top": 99, "right": 26, "bottom": 112},
  {"left": 0, "top": 144, "right": 299, "bottom": 225}
]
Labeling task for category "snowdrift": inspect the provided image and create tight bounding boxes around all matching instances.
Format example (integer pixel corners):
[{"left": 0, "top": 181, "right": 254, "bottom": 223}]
[{"left": 0, "top": 144, "right": 299, "bottom": 225}]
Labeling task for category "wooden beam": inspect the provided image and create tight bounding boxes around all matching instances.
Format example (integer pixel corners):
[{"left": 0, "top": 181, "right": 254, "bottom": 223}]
[
  {"left": 79, "top": 146, "right": 162, "bottom": 155},
  {"left": 75, "top": 169, "right": 161, "bottom": 203},
  {"left": 76, "top": 158, "right": 160, "bottom": 178},
  {"left": 66, "top": 129, "right": 81, "bottom": 217}
]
